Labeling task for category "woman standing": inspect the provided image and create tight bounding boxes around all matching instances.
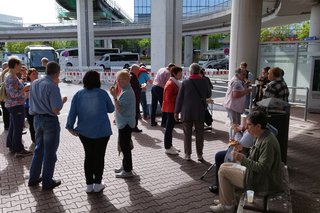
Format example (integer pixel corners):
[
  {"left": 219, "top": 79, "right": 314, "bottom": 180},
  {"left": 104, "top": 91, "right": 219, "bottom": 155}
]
[
  {"left": 66, "top": 71, "right": 114, "bottom": 193},
  {"left": 109, "top": 70, "right": 136, "bottom": 178},
  {"left": 162, "top": 66, "right": 182, "bottom": 155},
  {"left": 223, "top": 68, "right": 252, "bottom": 139},
  {"left": 24, "top": 68, "right": 39, "bottom": 150},
  {"left": 5, "top": 57, "right": 31, "bottom": 157}
]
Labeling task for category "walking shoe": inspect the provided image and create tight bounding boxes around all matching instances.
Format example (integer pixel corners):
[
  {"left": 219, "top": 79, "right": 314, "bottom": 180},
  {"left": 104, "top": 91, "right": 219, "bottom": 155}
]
[
  {"left": 198, "top": 155, "right": 204, "bottom": 162},
  {"left": 165, "top": 147, "right": 179, "bottom": 155},
  {"left": 185, "top": 154, "right": 191, "bottom": 161},
  {"left": 143, "top": 115, "right": 150, "bottom": 120},
  {"left": 15, "top": 149, "right": 33, "bottom": 157},
  {"left": 209, "top": 204, "right": 234, "bottom": 212},
  {"left": 22, "top": 129, "right": 27, "bottom": 135},
  {"left": 93, "top": 183, "right": 105, "bottom": 193},
  {"left": 171, "top": 146, "right": 181, "bottom": 152},
  {"left": 213, "top": 199, "right": 221, "bottom": 205},
  {"left": 28, "top": 177, "right": 42, "bottom": 187},
  {"left": 42, "top": 180, "right": 61, "bottom": 190},
  {"left": 85, "top": 184, "right": 94, "bottom": 193},
  {"left": 151, "top": 122, "right": 158, "bottom": 127},
  {"left": 114, "top": 166, "right": 123, "bottom": 173},
  {"left": 115, "top": 170, "right": 134, "bottom": 178},
  {"left": 132, "top": 127, "right": 143, "bottom": 133},
  {"left": 209, "top": 185, "right": 219, "bottom": 194}
]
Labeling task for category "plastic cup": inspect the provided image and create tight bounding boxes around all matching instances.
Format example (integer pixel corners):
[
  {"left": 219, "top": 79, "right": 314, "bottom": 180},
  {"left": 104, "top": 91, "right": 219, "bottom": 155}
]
[{"left": 246, "top": 190, "right": 254, "bottom": 203}]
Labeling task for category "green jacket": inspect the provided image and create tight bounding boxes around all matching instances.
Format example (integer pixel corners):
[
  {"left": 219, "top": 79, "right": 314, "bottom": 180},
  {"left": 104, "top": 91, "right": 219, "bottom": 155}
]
[{"left": 241, "top": 129, "right": 283, "bottom": 195}]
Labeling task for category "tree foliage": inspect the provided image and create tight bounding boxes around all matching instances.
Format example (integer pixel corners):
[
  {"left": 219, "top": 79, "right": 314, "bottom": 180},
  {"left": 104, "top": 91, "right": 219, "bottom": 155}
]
[
  {"left": 5, "top": 41, "right": 78, "bottom": 53},
  {"left": 260, "top": 21, "right": 310, "bottom": 41}
]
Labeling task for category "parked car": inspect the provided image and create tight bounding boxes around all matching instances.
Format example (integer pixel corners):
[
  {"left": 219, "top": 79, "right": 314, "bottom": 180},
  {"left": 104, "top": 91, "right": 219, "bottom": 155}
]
[{"left": 203, "top": 58, "right": 229, "bottom": 69}]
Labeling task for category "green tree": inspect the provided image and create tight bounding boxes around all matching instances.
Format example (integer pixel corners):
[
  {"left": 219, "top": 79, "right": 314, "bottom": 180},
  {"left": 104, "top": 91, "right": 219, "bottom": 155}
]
[
  {"left": 297, "top": 21, "right": 310, "bottom": 39},
  {"left": 138, "top": 38, "right": 151, "bottom": 50}
]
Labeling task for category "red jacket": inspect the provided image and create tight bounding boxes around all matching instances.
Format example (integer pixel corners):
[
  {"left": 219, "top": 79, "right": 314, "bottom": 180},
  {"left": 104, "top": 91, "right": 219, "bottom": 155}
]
[{"left": 162, "top": 78, "right": 179, "bottom": 113}]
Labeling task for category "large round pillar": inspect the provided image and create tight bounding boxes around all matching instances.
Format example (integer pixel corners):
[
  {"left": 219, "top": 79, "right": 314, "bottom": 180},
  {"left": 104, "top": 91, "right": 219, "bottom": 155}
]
[
  {"left": 184, "top": 35, "right": 193, "bottom": 67},
  {"left": 200, "top": 35, "right": 209, "bottom": 53},
  {"left": 229, "top": 0, "right": 263, "bottom": 79},
  {"left": 151, "top": 0, "right": 182, "bottom": 72},
  {"left": 76, "top": 0, "right": 94, "bottom": 67}
]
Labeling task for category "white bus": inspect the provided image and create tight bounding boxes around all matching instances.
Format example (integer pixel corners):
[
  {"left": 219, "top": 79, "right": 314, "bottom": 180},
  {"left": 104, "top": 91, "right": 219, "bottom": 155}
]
[
  {"left": 24, "top": 45, "right": 58, "bottom": 72},
  {"left": 59, "top": 47, "right": 120, "bottom": 67},
  {"left": 95, "top": 53, "right": 140, "bottom": 69}
]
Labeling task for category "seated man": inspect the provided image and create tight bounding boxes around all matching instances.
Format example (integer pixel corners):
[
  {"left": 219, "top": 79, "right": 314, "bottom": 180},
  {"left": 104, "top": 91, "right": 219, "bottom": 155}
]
[
  {"left": 210, "top": 111, "right": 283, "bottom": 212},
  {"left": 209, "top": 125, "right": 255, "bottom": 194},
  {"left": 209, "top": 120, "right": 278, "bottom": 194}
]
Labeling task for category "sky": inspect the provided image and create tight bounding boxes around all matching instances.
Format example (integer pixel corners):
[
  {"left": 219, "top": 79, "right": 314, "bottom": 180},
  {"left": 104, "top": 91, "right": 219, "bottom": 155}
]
[{"left": 0, "top": 0, "right": 134, "bottom": 24}]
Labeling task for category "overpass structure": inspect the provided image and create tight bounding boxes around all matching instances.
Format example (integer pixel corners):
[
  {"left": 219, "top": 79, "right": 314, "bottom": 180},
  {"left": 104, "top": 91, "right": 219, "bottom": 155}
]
[
  {"left": 0, "top": 0, "right": 313, "bottom": 42},
  {"left": 56, "top": 0, "right": 132, "bottom": 22}
]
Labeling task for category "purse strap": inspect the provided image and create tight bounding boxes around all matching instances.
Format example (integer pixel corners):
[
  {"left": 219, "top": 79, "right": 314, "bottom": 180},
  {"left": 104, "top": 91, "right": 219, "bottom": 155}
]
[{"left": 190, "top": 80, "right": 206, "bottom": 107}]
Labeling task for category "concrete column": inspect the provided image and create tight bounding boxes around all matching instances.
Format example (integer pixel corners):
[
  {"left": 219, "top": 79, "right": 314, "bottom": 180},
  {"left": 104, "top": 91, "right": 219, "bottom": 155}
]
[
  {"left": 151, "top": 0, "right": 182, "bottom": 72},
  {"left": 229, "top": 0, "right": 263, "bottom": 79},
  {"left": 76, "top": 0, "right": 94, "bottom": 67},
  {"left": 309, "top": 4, "right": 320, "bottom": 52},
  {"left": 104, "top": 39, "right": 113, "bottom": 48},
  {"left": 184, "top": 35, "right": 193, "bottom": 67},
  {"left": 200, "top": 35, "right": 209, "bottom": 52},
  {"left": 308, "top": 3, "right": 320, "bottom": 112}
]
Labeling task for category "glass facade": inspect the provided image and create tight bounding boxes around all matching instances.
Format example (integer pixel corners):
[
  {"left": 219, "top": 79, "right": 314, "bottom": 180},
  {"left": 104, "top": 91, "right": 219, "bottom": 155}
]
[{"left": 134, "top": 0, "right": 231, "bottom": 23}]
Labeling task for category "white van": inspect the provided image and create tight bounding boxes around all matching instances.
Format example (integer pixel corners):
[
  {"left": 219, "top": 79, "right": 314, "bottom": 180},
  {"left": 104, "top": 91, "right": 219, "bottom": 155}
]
[
  {"left": 59, "top": 47, "right": 120, "bottom": 67},
  {"left": 95, "top": 53, "right": 140, "bottom": 69}
]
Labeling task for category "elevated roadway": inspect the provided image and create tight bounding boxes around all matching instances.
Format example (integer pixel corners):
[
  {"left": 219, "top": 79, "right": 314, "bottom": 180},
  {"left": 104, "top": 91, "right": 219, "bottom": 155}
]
[{"left": 0, "top": 0, "right": 315, "bottom": 42}]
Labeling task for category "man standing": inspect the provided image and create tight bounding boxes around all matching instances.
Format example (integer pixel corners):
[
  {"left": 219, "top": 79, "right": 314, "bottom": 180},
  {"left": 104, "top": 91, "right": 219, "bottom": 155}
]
[
  {"left": 28, "top": 62, "right": 67, "bottom": 190},
  {"left": 129, "top": 64, "right": 142, "bottom": 132},
  {"left": 150, "top": 63, "right": 175, "bottom": 127}
]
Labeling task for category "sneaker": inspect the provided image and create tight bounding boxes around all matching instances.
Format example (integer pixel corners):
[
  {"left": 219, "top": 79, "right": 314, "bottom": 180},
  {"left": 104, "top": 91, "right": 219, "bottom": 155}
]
[
  {"left": 171, "top": 146, "right": 181, "bottom": 152},
  {"left": 115, "top": 170, "right": 134, "bottom": 178},
  {"left": 93, "top": 183, "right": 105, "bottom": 193},
  {"left": 209, "top": 204, "right": 234, "bottom": 212},
  {"left": 151, "top": 122, "right": 158, "bottom": 127},
  {"left": 198, "top": 155, "right": 204, "bottom": 161},
  {"left": 85, "top": 184, "right": 94, "bottom": 193},
  {"left": 209, "top": 185, "right": 219, "bottom": 194},
  {"left": 15, "top": 149, "right": 33, "bottom": 157},
  {"left": 213, "top": 200, "right": 221, "bottom": 205},
  {"left": 42, "top": 179, "right": 61, "bottom": 190},
  {"left": 28, "top": 177, "right": 42, "bottom": 187},
  {"left": 22, "top": 129, "right": 27, "bottom": 135},
  {"left": 185, "top": 154, "right": 191, "bottom": 161},
  {"left": 132, "top": 127, "right": 143, "bottom": 133},
  {"left": 165, "top": 147, "right": 179, "bottom": 155},
  {"left": 114, "top": 166, "right": 123, "bottom": 173}
]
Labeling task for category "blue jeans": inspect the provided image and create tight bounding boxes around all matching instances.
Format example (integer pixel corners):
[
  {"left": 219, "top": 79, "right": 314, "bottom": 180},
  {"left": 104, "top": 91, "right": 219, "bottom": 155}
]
[
  {"left": 6, "top": 105, "right": 25, "bottom": 152},
  {"left": 29, "top": 114, "right": 60, "bottom": 187},
  {"left": 140, "top": 91, "right": 149, "bottom": 117},
  {"left": 151, "top": 85, "right": 166, "bottom": 125},
  {"left": 164, "top": 112, "right": 175, "bottom": 149},
  {"left": 214, "top": 150, "right": 227, "bottom": 186}
]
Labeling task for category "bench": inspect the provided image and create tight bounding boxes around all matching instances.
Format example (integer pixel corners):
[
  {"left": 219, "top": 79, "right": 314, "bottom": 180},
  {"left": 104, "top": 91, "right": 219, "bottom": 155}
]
[{"left": 237, "top": 163, "right": 292, "bottom": 213}]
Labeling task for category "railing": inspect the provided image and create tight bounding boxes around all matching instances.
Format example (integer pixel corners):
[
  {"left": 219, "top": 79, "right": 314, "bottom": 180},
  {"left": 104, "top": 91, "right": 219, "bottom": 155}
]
[{"left": 210, "top": 78, "right": 310, "bottom": 121}]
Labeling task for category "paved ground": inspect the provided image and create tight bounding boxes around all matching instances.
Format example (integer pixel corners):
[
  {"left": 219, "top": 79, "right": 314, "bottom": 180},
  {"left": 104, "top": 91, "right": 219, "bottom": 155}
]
[{"left": 0, "top": 82, "right": 319, "bottom": 213}]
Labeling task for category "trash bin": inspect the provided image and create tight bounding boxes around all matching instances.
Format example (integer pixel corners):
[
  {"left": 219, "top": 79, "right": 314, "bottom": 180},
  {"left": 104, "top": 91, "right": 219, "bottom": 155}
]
[{"left": 257, "top": 98, "right": 290, "bottom": 164}]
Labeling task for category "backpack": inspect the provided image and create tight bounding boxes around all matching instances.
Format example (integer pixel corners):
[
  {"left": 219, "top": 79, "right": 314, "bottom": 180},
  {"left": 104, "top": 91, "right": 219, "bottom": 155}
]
[{"left": 0, "top": 82, "right": 7, "bottom": 101}]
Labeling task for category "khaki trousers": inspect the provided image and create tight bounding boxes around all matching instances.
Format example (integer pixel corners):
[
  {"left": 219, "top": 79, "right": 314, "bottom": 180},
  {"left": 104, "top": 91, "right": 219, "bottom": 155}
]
[{"left": 218, "top": 163, "right": 246, "bottom": 205}]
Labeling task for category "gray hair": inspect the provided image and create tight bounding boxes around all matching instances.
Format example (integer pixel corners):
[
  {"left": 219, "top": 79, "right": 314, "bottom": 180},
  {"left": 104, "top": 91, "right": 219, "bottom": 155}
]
[{"left": 189, "top": 63, "right": 202, "bottom": 74}]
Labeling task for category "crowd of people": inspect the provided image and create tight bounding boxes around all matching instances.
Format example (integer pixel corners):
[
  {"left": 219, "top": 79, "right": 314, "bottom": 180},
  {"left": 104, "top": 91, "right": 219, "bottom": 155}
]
[{"left": 0, "top": 56, "right": 289, "bottom": 211}]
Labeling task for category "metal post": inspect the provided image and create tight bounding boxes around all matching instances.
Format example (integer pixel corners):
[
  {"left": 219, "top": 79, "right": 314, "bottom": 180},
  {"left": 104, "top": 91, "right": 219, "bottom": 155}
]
[{"left": 304, "top": 87, "right": 309, "bottom": 121}]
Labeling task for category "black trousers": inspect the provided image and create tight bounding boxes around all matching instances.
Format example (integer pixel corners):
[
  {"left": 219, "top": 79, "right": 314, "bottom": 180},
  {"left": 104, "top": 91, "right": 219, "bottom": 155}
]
[
  {"left": 1, "top": 101, "right": 10, "bottom": 129},
  {"left": 79, "top": 135, "right": 109, "bottom": 185},
  {"left": 118, "top": 124, "right": 133, "bottom": 172}
]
